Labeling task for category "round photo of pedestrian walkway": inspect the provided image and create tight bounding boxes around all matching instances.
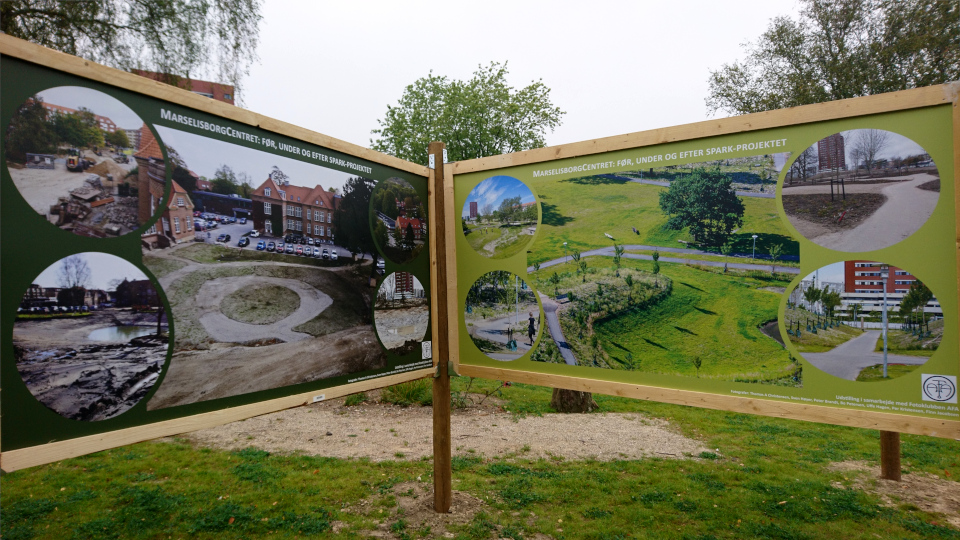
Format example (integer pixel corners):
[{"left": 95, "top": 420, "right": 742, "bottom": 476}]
[
  {"left": 783, "top": 260, "right": 942, "bottom": 382},
  {"left": 5, "top": 86, "right": 165, "bottom": 238},
  {"left": 371, "top": 177, "right": 427, "bottom": 265},
  {"left": 374, "top": 271, "right": 429, "bottom": 355},
  {"left": 780, "top": 129, "right": 939, "bottom": 252},
  {"left": 464, "top": 271, "right": 542, "bottom": 361},
  {"left": 462, "top": 176, "right": 539, "bottom": 259},
  {"left": 13, "top": 253, "right": 170, "bottom": 421}
]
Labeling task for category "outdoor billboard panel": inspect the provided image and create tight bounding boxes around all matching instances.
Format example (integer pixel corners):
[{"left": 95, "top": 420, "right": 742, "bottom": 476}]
[
  {"left": 1, "top": 38, "right": 433, "bottom": 471},
  {"left": 453, "top": 92, "right": 960, "bottom": 438}
]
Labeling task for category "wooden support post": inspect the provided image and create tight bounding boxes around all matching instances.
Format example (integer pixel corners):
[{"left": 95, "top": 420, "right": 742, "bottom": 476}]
[
  {"left": 429, "top": 141, "right": 453, "bottom": 513},
  {"left": 880, "top": 431, "right": 901, "bottom": 481}
]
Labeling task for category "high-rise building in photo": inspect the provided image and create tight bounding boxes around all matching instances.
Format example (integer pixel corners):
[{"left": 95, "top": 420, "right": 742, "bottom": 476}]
[
  {"left": 469, "top": 201, "right": 478, "bottom": 219},
  {"left": 817, "top": 133, "right": 846, "bottom": 172}
]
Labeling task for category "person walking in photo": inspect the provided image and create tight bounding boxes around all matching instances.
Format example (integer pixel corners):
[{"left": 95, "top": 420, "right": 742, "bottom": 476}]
[{"left": 528, "top": 311, "right": 536, "bottom": 345}]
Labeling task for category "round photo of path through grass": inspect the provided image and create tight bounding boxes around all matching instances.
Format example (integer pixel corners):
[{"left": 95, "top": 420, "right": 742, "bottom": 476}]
[
  {"left": 374, "top": 271, "right": 429, "bottom": 355},
  {"left": 462, "top": 176, "right": 538, "bottom": 259},
  {"left": 780, "top": 129, "right": 939, "bottom": 252},
  {"left": 784, "top": 260, "right": 942, "bottom": 382},
  {"left": 371, "top": 177, "right": 427, "bottom": 265},
  {"left": 5, "top": 86, "right": 166, "bottom": 238},
  {"left": 13, "top": 252, "right": 170, "bottom": 421},
  {"left": 465, "top": 271, "right": 542, "bottom": 361}
]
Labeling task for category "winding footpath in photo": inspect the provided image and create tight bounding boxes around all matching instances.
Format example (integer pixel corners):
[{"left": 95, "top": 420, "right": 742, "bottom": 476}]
[
  {"left": 801, "top": 330, "right": 927, "bottom": 380},
  {"left": 528, "top": 244, "right": 800, "bottom": 274}
]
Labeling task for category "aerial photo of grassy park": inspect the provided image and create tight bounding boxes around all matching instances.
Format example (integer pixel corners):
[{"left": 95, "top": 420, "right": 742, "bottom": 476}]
[
  {"left": 526, "top": 153, "right": 802, "bottom": 385},
  {"left": 464, "top": 271, "right": 541, "bottom": 361},
  {"left": 781, "top": 129, "right": 939, "bottom": 252},
  {"left": 462, "top": 175, "right": 538, "bottom": 259},
  {"left": 784, "top": 262, "right": 942, "bottom": 382}
]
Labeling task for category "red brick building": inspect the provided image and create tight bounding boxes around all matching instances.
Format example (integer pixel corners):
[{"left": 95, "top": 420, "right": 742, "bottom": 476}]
[
  {"left": 132, "top": 70, "right": 235, "bottom": 105},
  {"left": 135, "top": 124, "right": 195, "bottom": 248},
  {"left": 250, "top": 173, "right": 339, "bottom": 241},
  {"left": 469, "top": 201, "right": 478, "bottom": 219},
  {"left": 396, "top": 215, "right": 424, "bottom": 240},
  {"left": 33, "top": 100, "right": 118, "bottom": 132},
  {"left": 844, "top": 261, "right": 917, "bottom": 294},
  {"left": 817, "top": 133, "right": 846, "bottom": 172}
]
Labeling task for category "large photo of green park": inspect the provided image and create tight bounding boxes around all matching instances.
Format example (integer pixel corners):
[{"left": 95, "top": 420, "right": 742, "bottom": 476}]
[{"left": 525, "top": 153, "right": 802, "bottom": 386}]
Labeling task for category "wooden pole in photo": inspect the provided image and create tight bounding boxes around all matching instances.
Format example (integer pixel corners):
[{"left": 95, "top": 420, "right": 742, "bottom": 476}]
[
  {"left": 429, "top": 141, "right": 452, "bottom": 512},
  {"left": 879, "top": 431, "right": 901, "bottom": 481}
]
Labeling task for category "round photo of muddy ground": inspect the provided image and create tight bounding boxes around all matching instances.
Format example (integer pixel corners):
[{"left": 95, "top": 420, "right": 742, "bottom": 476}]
[
  {"left": 13, "top": 253, "right": 169, "bottom": 421},
  {"left": 464, "top": 271, "right": 542, "bottom": 361},
  {"left": 784, "top": 260, "right": 942, "bottom": 382},
  {"left": 780, "top": 129, "right": 939, "bottom": 252},
  {"left": 462, "top": 176, "right": 538, "bottom": 259},
  {"left": 374, "top": 272, "right": 429, "bottom": 355},
  {"left": 371, "top": 177, "right": 427, "bottom": 265},
  {"left": 5, "top": 86, "right": 164, "bottom": 238}
]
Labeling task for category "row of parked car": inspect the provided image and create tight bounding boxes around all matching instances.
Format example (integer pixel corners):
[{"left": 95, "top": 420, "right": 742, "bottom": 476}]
[
  {"left": 18, "top": 305, "right": 95, "bottom": 314},
  {"left": 255, "top": 240, "right": 339, "bottom": 260}
]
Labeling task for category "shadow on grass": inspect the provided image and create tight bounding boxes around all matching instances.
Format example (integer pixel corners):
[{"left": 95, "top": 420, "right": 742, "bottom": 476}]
[
  {"left": 560, "top": 174, "right": 631, "bottom": 185},
  {"left": 540, "top": 202, "right": 574, "bottom": 227},
  {"left": 643, "top": 338, "right": 668, "bottom": 349},
  {"left": 730, "top": 233, "right": 800, "bottom": 258},
  {"left": 674, "top": 326, "right": 698, "bottom": 335},
  {"left": 608, "top": 340, "right": 631, "bottom": 352},
  {"left": 694, "top": 306, "right": 717, "bottom": 315},
  {"left": 680, "top": 281, "right": 705, "bottom": 292}
]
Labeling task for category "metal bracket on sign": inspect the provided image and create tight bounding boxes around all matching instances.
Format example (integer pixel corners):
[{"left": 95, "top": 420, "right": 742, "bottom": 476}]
[
  {"left": 428, "top": 154, "right": 436, "bottom": 170},
  {"left": 434, "top": 361, "right": 460, "bottom": 378}
]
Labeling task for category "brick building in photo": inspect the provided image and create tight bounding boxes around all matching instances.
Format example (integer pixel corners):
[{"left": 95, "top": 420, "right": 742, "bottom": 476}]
[
  {"left": 135, "top": 124, "right": 196, "bottom": 248},
  {"left": 396, "top": 215, "right": 425, "bottom": 240},
  {"left": 132, "top": 70, "right": 236, "bottom": 105},
  {"left": 817, "top": 133, "right": 846, "bottom": 172},
  {"left": 469, "top": 201, "right": 478, "bottom": 219},
  {"left": 250, "top": 172, "right": 340, "bottom": 241},
  {"left": 839, "top": 260, "right": 941, "bottom": 316}
]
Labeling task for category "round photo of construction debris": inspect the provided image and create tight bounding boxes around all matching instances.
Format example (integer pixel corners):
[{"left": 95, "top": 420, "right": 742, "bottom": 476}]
[
  {"left": 783, "top": 260, "right": 942, "bottom": 382},
  {"left": 464, "top": 271, "right": 542, "bottom": 361},
  {"left": 374, "top": 271, "right": 429, "bottom": 355},
  {"left": 462, "top": 175, "right": 539, "bottom": 259},
  {"left": 13, "top": 252, "right": 170, "bottom": 421},
  {"left": 780, "top": 129, "right": 939, "bottom": 252},
  {"left": 5, "top": 86, "right": 164, "bottom": 238},
  {"left": 371, "top": 177, "right": 427, "bottom": 265}
]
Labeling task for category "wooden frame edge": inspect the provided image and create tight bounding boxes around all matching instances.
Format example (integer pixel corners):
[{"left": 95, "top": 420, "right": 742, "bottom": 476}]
[
  {"left": 452, "top": 82, "right": 960, "bottom": 175},
  {"left": 0, "top": 368, "right": 434, "bottom": 472},
  {"left": 460, "top": 365, "right": 960, "bottom": 439},
  {"left": 0, "top": 34, "right": 428, "bottom": 178},
  {"left": 443, "top": 163, "right": 461, "bottom": 372}
]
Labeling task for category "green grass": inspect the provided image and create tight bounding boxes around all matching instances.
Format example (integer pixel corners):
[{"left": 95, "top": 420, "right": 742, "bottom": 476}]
[
  {"left": 873, "top": 320, "right": 943, "bottom": 357},
  {"left": 528, "top": 177, "right": 798, "bottom": 265},
  {"left": 141, "top": 256, "right": 187, "bottom": 278},
  {"left": 784, "top": 306, "right": 865, "bottom": 352},
  {"left": 219, "top": 284, "right": 301, "bottom": 325},
  {"left": 856, "top": 363, "right": 920, "bottom": 382},
  {"left": 5, "top": 380, "right": 960, "bottom": 539},
  {"left": 381, "top": 379, "right": 432, "bottom": 407},
  {"left": 626, "top": 248, "right": 800, "bottom": 268},
  {"left": 464, "top": 223, "right": 534, "bottom": 259}
]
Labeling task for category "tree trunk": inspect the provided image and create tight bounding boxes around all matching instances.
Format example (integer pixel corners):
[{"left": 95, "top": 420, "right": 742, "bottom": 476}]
[{"left": 550, "top": 388, "right": 597, "bottom": 413}]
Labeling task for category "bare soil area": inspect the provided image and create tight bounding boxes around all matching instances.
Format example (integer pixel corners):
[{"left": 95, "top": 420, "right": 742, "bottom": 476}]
[
  {"left": 781, "top": 193, "right": 886, "bottom": 232},
  {"left": 375, "top": 305, "right": 430, "bottom": 350}
]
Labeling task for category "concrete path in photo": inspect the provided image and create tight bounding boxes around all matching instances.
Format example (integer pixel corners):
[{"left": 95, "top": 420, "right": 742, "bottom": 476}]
[
  {"left": 529, "top": 245, "right": 800, "bottom": 274},
  {"left": 470, "top": 314, "right": 535, "bottom": 361},
  {"left": 195, "top": 275, "right": 332, "bottom": 343},
  {"left": 782, "top": 173, "right": 939, "bottom": 251},
  {"left": 801, "top": 330, "right": 928, "bottom": 381},
  {"left": 538, "top": 292, "right": 578, "bottom": 365}
]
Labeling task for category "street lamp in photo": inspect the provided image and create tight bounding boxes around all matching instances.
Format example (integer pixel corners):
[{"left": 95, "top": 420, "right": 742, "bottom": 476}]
[
  {"left": 880, "top": 264, "right": 890, "bottom": 378},
  {"left": 563, "top": 242, "right": 568, "bottom": 266},
  {"left": 751, "top": 235, "right": 758, "bottom": 259}
]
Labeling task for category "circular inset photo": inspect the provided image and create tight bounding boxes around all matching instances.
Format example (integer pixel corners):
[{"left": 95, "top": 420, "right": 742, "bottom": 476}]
[
  {"left": 464, "top": 271, "right": 542, "bottom": 361},
  {"left": 374, "top": 272, "right": 429, "bottom": 355},
  {"left": 784, "top": 260, "right": 942, "bottom": 381},
  {"left": 13, "top": 253, "right": 169, "bottom": 420},
  {"left": 780, "top": 129, "right": 939, "bottom": 252},
  {"left": 462, "top": 176, "right": 538, "bottom": 259},
  {"left": 5, "top": 86, "right": 162, "bottom": 238},
  {"left": 371, "top": 177, "right": 427, "bottom": 264}
]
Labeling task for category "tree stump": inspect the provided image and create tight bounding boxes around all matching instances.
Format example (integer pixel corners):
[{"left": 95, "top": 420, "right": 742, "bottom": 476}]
[{"left": 550, "top": 388, "right": 597, "bottom": 413}]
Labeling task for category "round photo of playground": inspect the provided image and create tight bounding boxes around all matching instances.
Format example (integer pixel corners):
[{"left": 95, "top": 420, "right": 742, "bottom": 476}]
[
  {"left": 464, "top": 271, "right": 542, "bottom": 361},
  {"left": 13, "top": 253, "right": 169, "bottom": 421},
  {"left": 462, "top": 176, "right": 538, "bottom": 259},
  {"left": 784, "top": 260, "right": 942, "bottom": 382},
  {"left": 374, "top": 271, "right": 429, "bottom": 355},
  {"left": 4, "top": 86, "right": 161, "bottom": 238},
  {"left": 780, "top": 129, "right": 939, "bottom": 252},
  {"left": 371, "top": 177, "right": 427, "bottom": 264}
]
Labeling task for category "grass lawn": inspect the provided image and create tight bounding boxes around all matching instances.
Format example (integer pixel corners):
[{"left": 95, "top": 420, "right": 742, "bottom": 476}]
[
  {"left": 3, "top": 379, "right": 960, "bottom": 539},
  {"left": 625, "top": 249, "right": 800, "bottom": 268},
  {"left": 220, "top": 284, "right": 301, "bottom": 325},
  {"left": 873, "top": 320, "right": 943, "bottom": 357},
  {"left": 141, "top": 256, "right": 187, "bottom": 278},
  {"left": 784, "top": 306, "right": 864, "bottom": 353},
  {"left": 590, "top": 260, "right": 797, "bottom": 384},
  {"left": 464, "top": 223, "right": 533, "bottom": 259},
  {"left": 528, "top": 176, "right": 798, "bottom": 264},
  {"left": 856, "top": 363, "right": 920, "bottom": 382}
]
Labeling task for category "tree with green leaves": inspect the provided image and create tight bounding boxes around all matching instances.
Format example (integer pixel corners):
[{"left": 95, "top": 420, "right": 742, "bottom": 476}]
[
  {"left": 706, "top": 0, "right": 959, "bottom": 116},
  {"left": 821, "top": 288, "right": 842, "bottom": 317},
  {"left": 658, "top": 167, "right": 745, "bottom": 247},
  {"left": 211, "top": 164, "right": 238, "bottom": 195},
  {"left": 1, "top": 0, "right": 263, "bottom": 101},
  {"left": 571, "top": 251, "right": 582, "bottom": 273},
  {"left": 613, "top": 243, "right": 625, "bottom": 277},
  {"left": 104, "top": 128, "right": 130, "bottom": 148},
  {"left": 371, "top": 62, "right": 564, "bottom": 165},
  {"left": 803, "top": 283, "right": 821, "bottom": 313},
  {"left": 579, "top": 260, "right": 588, "bottom": 283},
  {"left": 4, "top": 95, "right": 56, "bottom": 162},
  {"left": 768, "top": 243, "right": 784, "bottom": 274},
  {"left": 720, "top": 242, "right": 733, "bottom": 273},
  {"left": 652, "top": 250, "right": 660, "bottom": 275},
  {"left": 373, "top": 220, "right": 389, "bottom": 252},
  {"left": 333, "top": 176, "right": 378, "bottom": 264},
  {"left": 497, "top": 196, "right": 522, "bottom": 223}
]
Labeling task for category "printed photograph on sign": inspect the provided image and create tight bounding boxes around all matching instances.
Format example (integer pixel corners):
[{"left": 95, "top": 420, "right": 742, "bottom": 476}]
[
  {"left": 525, "top": 152, "right": 802, "bottom": 385},
  {"left": 465, "top": 271, "right": 541, "bottom": 361},
  {"left": 142, "top": 126, "right": 387, "bottom": 409},
  {"left": 462, "top": 175, "right": 538, "bottom": 259},
  {"left": 370, "top": 177, "right": 427, "bottom": 264},
  {"left": 4, "top": 86, "right": 163, "bottom": 238},
  {"left": 785, "top": 261, "right": 942, "bottom": 381},
  {"left": 781, "top": 129, "right": 939, "bottom": 252},
  {"left": 13, "top": 252, "right": 169, "bottom": 421},
  {"left": 374, "top": 271, "right": 429, "bottom": 355}
]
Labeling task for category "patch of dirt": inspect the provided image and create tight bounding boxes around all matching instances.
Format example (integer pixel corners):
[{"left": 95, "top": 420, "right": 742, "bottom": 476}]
[
  {"left": 782, "top": 193, "right": 886, "bottom": 232},
  {"left": 829, "top": 461, "right": 960, "bottom": 528},
  {"left": 354, "top": 481, "right": 491, "bottom": 539},
  {"left": 86, "top": 159, "right": 133, "bottom": 180},
  {"left": 220, "top": 283, "right": 301, "bottom": 325},
  {"left": 918, "top": 178, "right": 941, "bottom": 192},
  {"left": 374, "top": 305, "right": 430, "bottom": 350}
]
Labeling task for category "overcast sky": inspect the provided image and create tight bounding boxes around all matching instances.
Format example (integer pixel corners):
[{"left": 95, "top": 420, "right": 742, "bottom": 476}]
[
  {"left": 37, "top": 86, "right": 143, "bottom": 130},
  {"left": 33, "top": 252, "right": 148, "bottom": 291},
  {"left": 241, "top": 1, "right": 801, "bottom": 151},
  {"left": 803, "top": 262, "right": 845, "bottom": 286}
]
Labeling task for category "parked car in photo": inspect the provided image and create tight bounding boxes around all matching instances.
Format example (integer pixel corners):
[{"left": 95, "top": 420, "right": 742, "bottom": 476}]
[
  {"left": 306, "top": 237, "right": 314, "bottom": 246},
  {"left": 249, "top": 230, "right": 260, "bottom": 237},
  {"left": 321, "top": 248, "right": 329, "bottom": 260},
  {"left": 238, "top": 237, "right": 250, "bottom": 247},
  {"left": 216, "top": 233, "right": 231, "bottom": 243},
  {"left": 256, "top": 240, "right": 266, "bottom": 250},
  {"left": 285, "top": 244, "right": 294, "bottom": 254},
  {"left": 376, "top": 258, "right": 385, "bottom": 275},
  {"left": 276, "top": 242, "right": 285, "bottom": 252},
  {"left": 295, "top": 245, "right": 304, "bottom": 255},
  {"left": 330, "top": 250, "right": 338, "bottom": 261},
  {"left": 312, "top": 247, "right": 320, "bottom": 257},
  {"left": 266, "top": 241, "right": 276, "bottom": 252},
  {"left": 238, "top": 217, "right": 247, "bottom": 224}
]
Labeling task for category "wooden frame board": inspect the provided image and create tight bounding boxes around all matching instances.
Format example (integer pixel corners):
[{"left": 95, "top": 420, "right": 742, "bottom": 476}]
[
  {"left": 451, "top": 83, "right": 960, "bottom": 439},
  {"left": 0, "top": 35, "right": 434, "bottom": 471}
]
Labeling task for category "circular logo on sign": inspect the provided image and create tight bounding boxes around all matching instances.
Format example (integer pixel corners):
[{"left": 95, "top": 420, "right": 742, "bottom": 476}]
[{"left": 923, "top": 376, "right": 957, "bottom": 402}]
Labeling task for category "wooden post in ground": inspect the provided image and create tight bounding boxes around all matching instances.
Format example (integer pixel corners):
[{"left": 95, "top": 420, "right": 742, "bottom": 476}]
[
  {"left": 880, "top": 431, "right": 901, "bottom": 481},
  {"left": 429, "top": 141, "right": 452, "bottom": 512}
]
